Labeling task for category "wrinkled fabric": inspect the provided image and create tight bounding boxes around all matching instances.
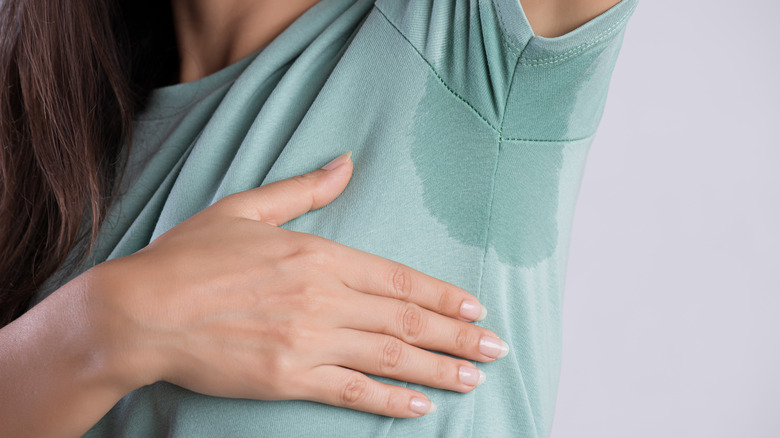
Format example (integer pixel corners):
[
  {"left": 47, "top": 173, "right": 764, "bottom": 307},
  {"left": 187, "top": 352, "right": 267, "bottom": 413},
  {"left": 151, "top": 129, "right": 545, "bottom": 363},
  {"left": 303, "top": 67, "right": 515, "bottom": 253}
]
[{"left": 36, "top": 0, "right": 638, "bottom": 436}]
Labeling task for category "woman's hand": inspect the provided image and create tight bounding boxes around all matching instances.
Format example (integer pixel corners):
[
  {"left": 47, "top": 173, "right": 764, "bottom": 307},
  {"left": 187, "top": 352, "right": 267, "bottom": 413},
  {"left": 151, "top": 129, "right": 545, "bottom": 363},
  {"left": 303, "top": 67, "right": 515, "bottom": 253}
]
[{"left": 91, "top": 152, "right": 508, "bottom": 418}]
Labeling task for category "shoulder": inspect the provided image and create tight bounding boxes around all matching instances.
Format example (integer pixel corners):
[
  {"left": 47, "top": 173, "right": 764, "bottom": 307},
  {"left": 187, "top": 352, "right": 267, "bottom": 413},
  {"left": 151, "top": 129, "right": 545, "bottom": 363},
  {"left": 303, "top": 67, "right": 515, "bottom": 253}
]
[{"left": 520, "top": 0, "right": 624, "bottom": 37}]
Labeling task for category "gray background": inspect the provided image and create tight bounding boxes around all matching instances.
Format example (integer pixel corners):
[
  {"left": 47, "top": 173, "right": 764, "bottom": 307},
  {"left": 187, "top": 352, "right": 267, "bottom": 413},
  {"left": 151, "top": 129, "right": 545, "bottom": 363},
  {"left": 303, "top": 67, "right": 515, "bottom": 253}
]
[{"left": 550, "top": 0, "right": 780, "bottom": 437}]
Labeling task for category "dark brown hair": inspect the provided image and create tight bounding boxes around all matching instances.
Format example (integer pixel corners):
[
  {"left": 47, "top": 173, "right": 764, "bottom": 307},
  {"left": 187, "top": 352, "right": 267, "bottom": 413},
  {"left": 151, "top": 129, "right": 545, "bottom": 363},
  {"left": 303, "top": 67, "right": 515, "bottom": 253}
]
[{"left": 0, "top": 0, "right": 177, "bottom": 327}]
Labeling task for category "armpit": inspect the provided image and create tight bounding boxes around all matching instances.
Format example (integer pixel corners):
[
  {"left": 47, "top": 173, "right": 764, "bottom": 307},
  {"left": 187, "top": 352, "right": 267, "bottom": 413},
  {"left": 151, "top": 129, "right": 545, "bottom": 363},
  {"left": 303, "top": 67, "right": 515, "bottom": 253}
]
[{"left": 520, "top": 0, "right": 624, "bottom": 38}]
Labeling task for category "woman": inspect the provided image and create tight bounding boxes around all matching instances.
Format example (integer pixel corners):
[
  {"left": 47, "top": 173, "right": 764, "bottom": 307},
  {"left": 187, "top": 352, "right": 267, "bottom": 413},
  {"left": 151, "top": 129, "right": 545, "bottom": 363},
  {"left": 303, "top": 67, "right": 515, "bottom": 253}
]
[{"left": 0, "top": 0, "right": 637, "bottom": 436}]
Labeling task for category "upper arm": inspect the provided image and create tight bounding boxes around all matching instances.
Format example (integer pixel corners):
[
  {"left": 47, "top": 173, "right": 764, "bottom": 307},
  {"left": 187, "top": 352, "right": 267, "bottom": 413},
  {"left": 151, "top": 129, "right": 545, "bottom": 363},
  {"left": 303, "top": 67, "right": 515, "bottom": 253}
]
[{"left": 520, "top": 0, "right": 624, "bottom": 38}]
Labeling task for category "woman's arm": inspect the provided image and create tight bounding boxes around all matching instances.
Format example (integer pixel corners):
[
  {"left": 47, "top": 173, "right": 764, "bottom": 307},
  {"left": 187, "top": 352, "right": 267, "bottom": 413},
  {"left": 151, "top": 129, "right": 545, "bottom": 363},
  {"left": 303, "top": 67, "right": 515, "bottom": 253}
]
[
  {"left": 0, "top": 269, "right": 136, "bottom": 438},
  {"left": 521, "top": 0, "right": 624, "bottom": 37},
  {"left": 0, "top": 153, "right": 504, "bottom": 437}
]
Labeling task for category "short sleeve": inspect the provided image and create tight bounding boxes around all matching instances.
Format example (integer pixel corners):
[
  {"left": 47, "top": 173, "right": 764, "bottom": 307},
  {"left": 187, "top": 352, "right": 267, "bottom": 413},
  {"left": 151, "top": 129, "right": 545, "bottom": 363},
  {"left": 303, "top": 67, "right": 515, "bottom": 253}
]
[
  {"left": 501, "top": 0, "right": 639, "bottom": 140},
  {"left": 373, "top": 0, "right": 638, "bottom": 136}
]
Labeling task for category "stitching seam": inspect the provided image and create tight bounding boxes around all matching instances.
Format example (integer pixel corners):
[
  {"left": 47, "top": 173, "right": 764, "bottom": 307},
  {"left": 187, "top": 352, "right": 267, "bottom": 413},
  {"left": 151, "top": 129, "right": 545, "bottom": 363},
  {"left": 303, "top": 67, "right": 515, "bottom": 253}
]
[
  {"left": 376, "top": 5, "right": 598, "bottom": 144},
  {"left": 374, "top": 5, "right": 499, "bottom": 132},
  {"left": 500, "top": 133, "right": 595, "bottom": 143},
  {"left": 490, "top": 0, "right": 523, "bottom": 57},
  {"left": 520, "top": 2, "right": 637, "bottom": 66}
]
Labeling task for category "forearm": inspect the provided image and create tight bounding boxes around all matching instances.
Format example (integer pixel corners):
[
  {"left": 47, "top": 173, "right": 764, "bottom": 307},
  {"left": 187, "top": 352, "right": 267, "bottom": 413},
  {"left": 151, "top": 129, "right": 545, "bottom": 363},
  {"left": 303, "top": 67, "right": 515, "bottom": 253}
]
[{"left": 0, "top": 268, "right": 136, "bottom": 438}]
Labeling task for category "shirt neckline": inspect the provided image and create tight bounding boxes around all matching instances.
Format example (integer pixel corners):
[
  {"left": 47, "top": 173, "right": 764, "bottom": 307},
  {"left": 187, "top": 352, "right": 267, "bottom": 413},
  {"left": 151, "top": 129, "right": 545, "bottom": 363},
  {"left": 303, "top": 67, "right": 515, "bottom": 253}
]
[{"left": 135, "top": 49, "right": 262, "bottom": 121}]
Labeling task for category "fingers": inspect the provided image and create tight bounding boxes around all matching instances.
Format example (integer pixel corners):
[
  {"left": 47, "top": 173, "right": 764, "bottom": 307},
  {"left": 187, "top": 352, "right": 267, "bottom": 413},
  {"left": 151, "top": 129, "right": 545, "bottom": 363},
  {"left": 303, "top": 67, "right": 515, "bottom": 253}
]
[
  {"left": 221, "top": 152, "right": 354, "bottom": 225},
  {"left": 330, "top": 329, "right": 486, "bottom": 394},
  {"left": 332, "top": 244, "right": 487, "bottom": 322},
  {"left": 339, "top": 291, "right": 508, "bottom": 363},
  {"left": 216, "top": 150, "right": 487, "bottom": 324},
  {"left": 301, "top": 365, "right": 437, "bottom": 418}
]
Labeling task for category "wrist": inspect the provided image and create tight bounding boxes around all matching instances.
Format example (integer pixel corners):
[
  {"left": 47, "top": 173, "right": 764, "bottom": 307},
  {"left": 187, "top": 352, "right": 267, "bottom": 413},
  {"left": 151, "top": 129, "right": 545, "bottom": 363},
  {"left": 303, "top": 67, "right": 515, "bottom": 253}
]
[
  {"left": 0, "top": 263, "right": 149, "bottom": 436},
  {"left": 83, "top": 257, "right": 163, "bottom": 392}
]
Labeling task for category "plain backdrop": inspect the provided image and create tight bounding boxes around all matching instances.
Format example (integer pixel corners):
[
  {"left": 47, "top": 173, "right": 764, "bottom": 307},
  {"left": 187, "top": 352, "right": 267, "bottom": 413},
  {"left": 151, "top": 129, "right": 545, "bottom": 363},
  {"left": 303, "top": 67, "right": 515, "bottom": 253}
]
[{"left": 550, "top": 0, "right": 780, "bottom": 437}]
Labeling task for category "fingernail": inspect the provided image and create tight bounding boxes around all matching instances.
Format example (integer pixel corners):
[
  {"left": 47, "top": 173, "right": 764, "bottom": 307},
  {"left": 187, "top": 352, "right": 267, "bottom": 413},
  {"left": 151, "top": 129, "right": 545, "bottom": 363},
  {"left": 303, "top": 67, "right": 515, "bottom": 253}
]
[
  {"left": 409, "top": 397, "right": 437, "bottom": 415},
  {"left": 460, "top": 300, "right": 487, "bottom": 321},
  {"left": 321, "top": 151, "right": 352, "bottom": 170},
  {"left": 459, "top": 366, "right": 487, "bottom": 387},
  {"left": 479, "top": 337, "right": 509, "bottom": 359}
]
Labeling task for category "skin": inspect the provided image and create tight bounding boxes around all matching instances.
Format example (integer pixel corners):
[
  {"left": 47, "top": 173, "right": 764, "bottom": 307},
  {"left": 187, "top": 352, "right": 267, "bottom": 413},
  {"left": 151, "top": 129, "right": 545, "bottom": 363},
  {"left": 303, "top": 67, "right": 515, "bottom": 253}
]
[
  {"left": 173, "top": 0, "right": 625, "bottom": 82},
  {"left": 0, "top": 1, "right": 624, "bottom": 436},
  {"left": 173, "top": 0, "right": 323, "bottom": 83},
  {"left": 521, "top": 0, "right": 624, "bottom": 38}
]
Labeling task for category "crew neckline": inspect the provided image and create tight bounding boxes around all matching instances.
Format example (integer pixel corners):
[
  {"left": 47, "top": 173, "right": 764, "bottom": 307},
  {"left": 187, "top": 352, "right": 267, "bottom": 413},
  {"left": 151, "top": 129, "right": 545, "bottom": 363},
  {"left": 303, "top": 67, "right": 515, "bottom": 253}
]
[{"left": 136, "top": 48, "right": 262, "bottom": 121}]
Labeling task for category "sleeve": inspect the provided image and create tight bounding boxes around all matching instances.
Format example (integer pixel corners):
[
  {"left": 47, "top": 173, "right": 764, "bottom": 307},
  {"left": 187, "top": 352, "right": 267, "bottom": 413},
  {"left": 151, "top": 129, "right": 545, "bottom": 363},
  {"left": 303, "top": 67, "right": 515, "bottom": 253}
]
[
  {"left": 373, "top": 0, "right": 639, "bottom": 136},
  {"left": 500, "top": 0, "right": 640, "bottom": 140}
]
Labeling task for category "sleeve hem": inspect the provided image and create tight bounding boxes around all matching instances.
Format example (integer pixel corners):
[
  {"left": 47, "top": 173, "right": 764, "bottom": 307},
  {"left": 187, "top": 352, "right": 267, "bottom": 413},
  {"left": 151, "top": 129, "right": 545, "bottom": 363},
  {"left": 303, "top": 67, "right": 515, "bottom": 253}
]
[{"left": 492, "top": 0, "right": 638, "bottom": 64}]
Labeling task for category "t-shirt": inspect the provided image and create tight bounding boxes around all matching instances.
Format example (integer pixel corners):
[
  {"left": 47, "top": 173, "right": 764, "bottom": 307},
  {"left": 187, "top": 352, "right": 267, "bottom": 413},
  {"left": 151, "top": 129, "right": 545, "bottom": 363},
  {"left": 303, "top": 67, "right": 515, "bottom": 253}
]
[{"left": 36, "top": 0, "right": 638, "bottom": 436}]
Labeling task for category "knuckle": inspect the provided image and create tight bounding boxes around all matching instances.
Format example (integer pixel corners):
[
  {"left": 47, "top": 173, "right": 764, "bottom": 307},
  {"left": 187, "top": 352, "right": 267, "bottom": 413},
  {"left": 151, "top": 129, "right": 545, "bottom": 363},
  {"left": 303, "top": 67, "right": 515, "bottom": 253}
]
[
  {"left": 279, "top": 240, "right": 333, "bottom": 273},
  {"left": 266, "top": 353, "right": 295, "bottom": 384},
  {"left": 434, "top": 357, "right": 451, "bottom": 386},
  {"left": 290, "top": 173, "right": 315, "bottom": 190},
  {"left": 340, "top": 375, "right": 368, "bottom": 407},
  {"left": 379, "top": 338, "right": 404, "bottom": 374},
  {"left": 306, "top": 246, "right": 335, "bottom": 269},
  {"left": 218, "top": 192, "right": 266, "bottom": 221},
  {"left": 437, "top": 286, "right": 455, "bottom": 314},
  {"left": 214, "top": 193, "right": 243, "bottom": 214},
  {"left": 388, "top": 265, "right": 413, "bottom": 301},
  {"left": 290, "top": 174, "right": 318, "bottom": 207},
  {"left": 291, "top": 244, "right": 323, "bottom": 267},
  {"left": 217, "top": 192, "right": 240, "bottom": 206},
  {"left": 397, "top": 302, "right": 425, "bottom": 342},
  {"left": 384, "top": 390, "right": 402, "bottom": 413},
  {"left": 303, "top": 240, "right": 335, "bottom": 268},
  {"left": 454, "top": 326, "right": 473, "bottom": 352}
]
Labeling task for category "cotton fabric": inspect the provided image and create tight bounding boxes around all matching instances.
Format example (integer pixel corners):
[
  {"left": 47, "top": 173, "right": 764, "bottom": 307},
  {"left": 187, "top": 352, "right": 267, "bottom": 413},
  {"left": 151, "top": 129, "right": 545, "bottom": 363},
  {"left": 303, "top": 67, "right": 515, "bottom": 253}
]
[{"left": 36, "top": 0, "right": 638, "bottom": 436}]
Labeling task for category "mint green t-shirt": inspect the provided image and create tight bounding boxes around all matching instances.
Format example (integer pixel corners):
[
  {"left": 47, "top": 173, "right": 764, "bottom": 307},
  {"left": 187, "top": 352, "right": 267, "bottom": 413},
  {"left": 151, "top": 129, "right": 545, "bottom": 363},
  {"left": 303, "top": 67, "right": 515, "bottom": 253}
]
[{"left": 39, "top": 0, "right": 638, "bottom": 436}]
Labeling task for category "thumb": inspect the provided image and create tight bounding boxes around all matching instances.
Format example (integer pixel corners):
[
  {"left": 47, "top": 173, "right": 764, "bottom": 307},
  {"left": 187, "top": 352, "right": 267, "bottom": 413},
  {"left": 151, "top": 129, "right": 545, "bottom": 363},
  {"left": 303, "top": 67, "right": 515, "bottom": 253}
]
[{"left": 227, "top": 151, "right": 354, "bottom": 226}]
